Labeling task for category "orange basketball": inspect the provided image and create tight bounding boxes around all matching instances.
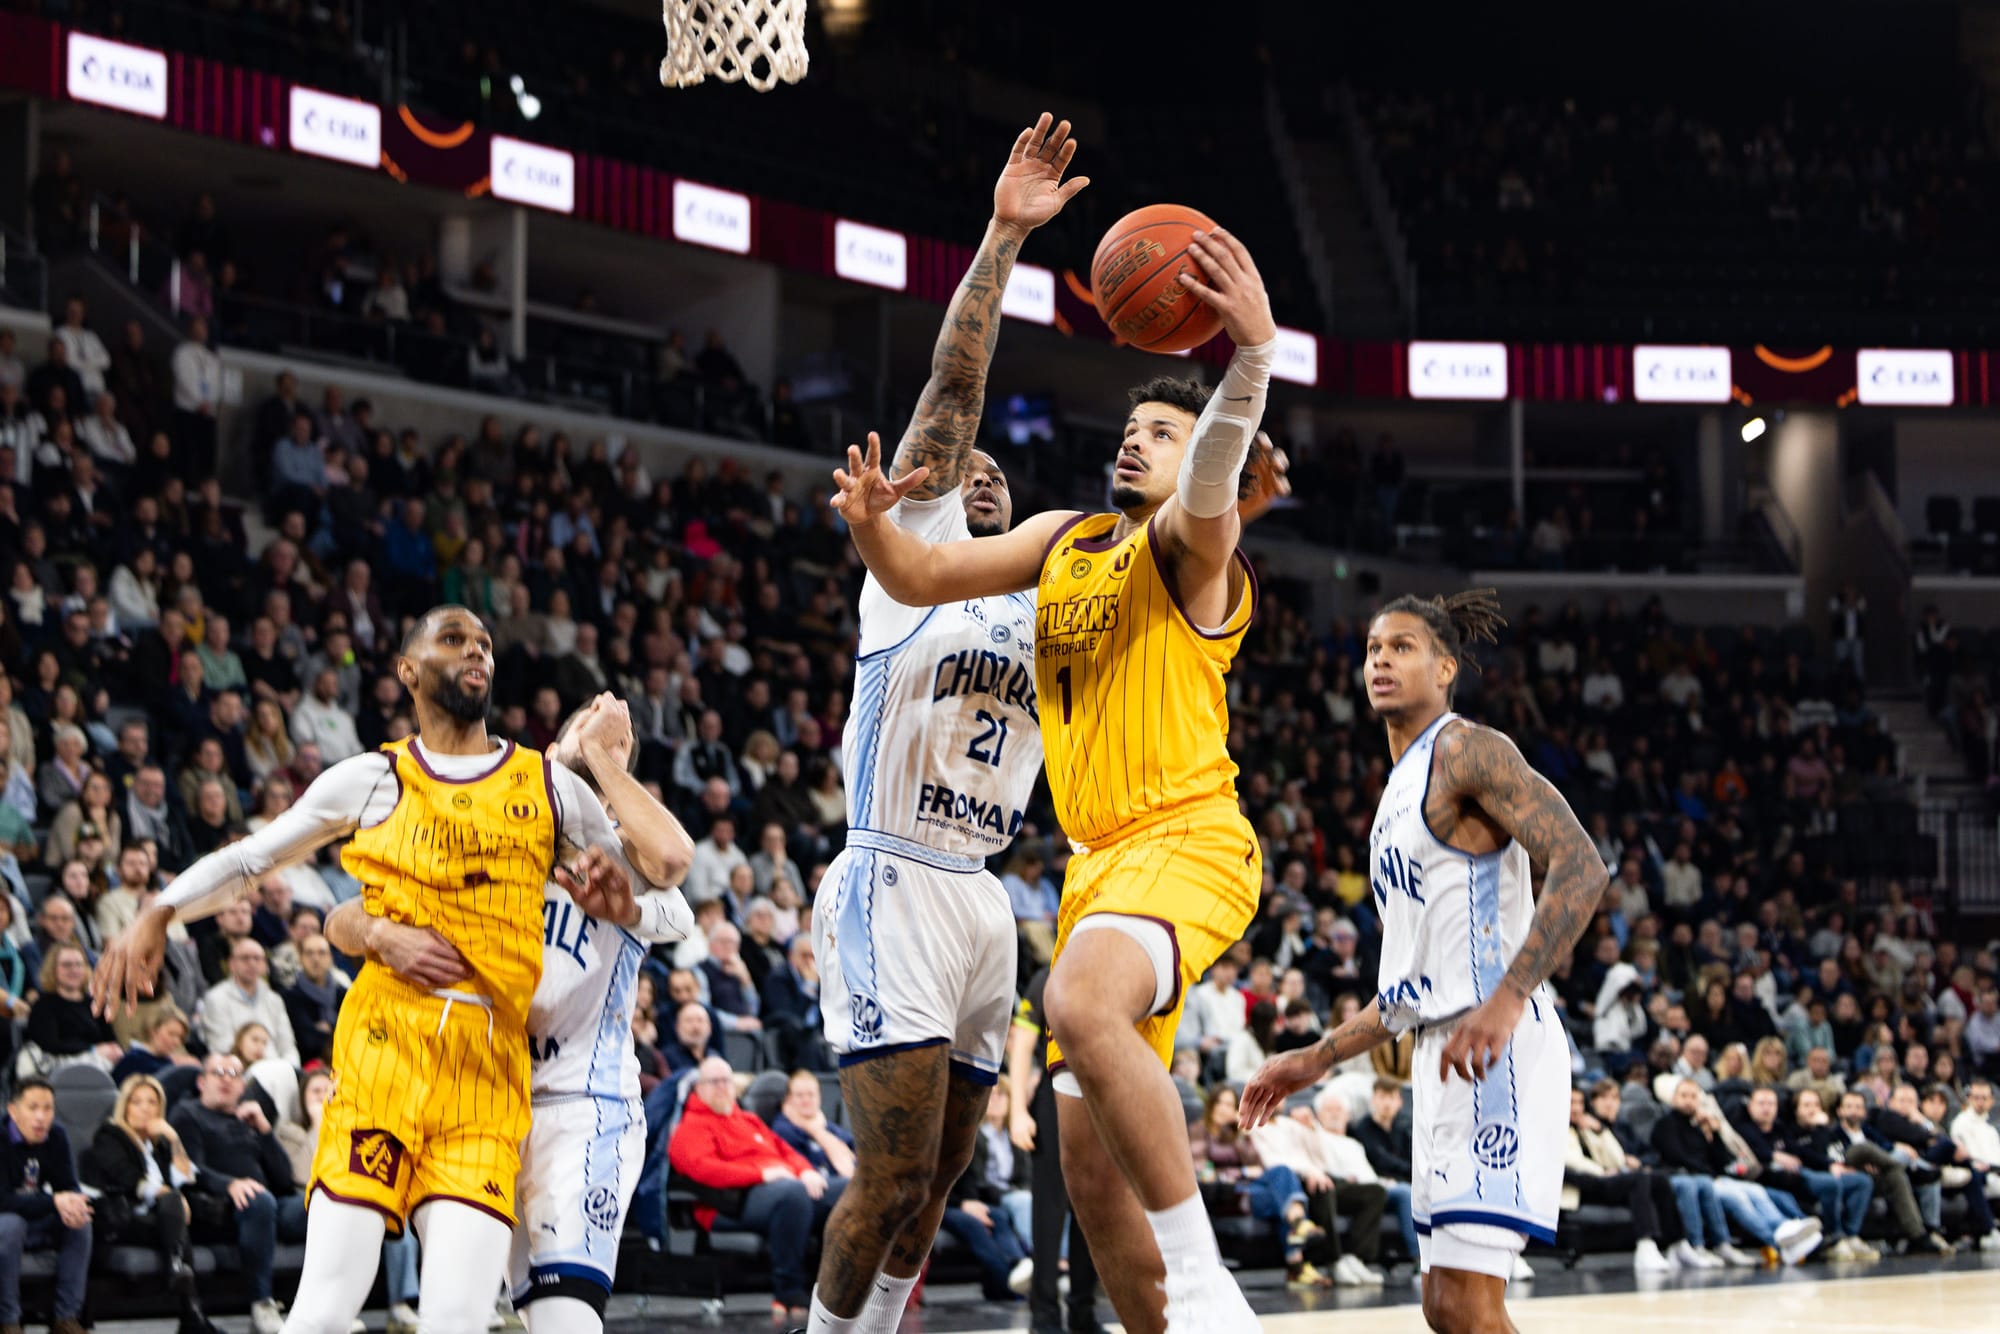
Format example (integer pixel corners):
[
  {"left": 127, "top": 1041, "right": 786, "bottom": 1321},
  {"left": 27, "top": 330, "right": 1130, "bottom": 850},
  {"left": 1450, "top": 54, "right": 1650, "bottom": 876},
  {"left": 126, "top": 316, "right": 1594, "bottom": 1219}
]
[{"left": 1090, "top": 203, "right": 1226, "bottom": 354}]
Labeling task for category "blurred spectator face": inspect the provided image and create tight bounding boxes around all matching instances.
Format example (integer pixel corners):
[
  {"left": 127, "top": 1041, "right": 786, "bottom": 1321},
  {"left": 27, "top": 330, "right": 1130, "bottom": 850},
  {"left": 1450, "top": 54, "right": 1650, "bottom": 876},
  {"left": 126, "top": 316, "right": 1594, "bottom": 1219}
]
[
  {"left": 117, "top": 845, "right": 150, "bottom": 889},
  {"left": 708, "top": 922, "right": 741, "bottom": 961},
  {"left": 217, "top": 897, "right": 254, "bottom": 938},
  {"left": 197, "top": 781, "right": 228, "bottom": 825},
  {"left": 1682, "top": 1034, "right": 1709, "bottom": 1069},
  {"left": 39, "top": 896, "right": 79, "bottom": 941},
  {"left": 197, "top": 1055, "right": 245, "bottom": 1113},
  {"left": 1747, "top": 1088, "right": 1779, "bottom": 1129},
  {"left": 1314, "top": 1094, "right": 1350, "bottom": 1135},
  {"left": 1921, "top": 1089, "right": 1949, "bottom": 1125},
  {"left": 709, "top": 816, "right": 735, "bottom": 849},
  {"left": 1980, "top": 988, "right": 1999, "bottom": 1018},
  {"left": 300, "top": 934, "right": 333, "bottom": 983},
  {"left": 8, "top": 1083, "right": 55, "bottom": 1144},
  {"left": 667, "top": 970, "right": 700, "bottom": 1006},
  {"left": 694, "top": 1056, "right": 736, "bottom": 1113},
  {"left": 1904, "top": 1045, "right": 1929, "bottom": 1080},
  {"left": 229, "top": 939, "right": 268, "bottom": 989},
  {"left": 784, "top": 1071, "right": 822, "bottom": 1122},
  {"left": 1369, "top": 1082, "right": 1402, "bottom": 1124},
  {"left": 1888, "top": 1084, "right": 1919, "bottom": 1120},
  {"left": 1805, "top": 1048, "right": 1832, "bottom": 1079},
  {"left": 1670, "top": 1081, "right": 1702, "bottom": 1116},
  {"left": 676, "top": 1003, "right": 712, "bottom": 1051},
  {"left": 728, "top": 864, "right": 754, "bottom": 901},
  {"left": 1970, "top": 1083, "right": 1995, "bottom": 1118},
  {"left": 134, "top": 766, "right": 166, "bottom": 806}
]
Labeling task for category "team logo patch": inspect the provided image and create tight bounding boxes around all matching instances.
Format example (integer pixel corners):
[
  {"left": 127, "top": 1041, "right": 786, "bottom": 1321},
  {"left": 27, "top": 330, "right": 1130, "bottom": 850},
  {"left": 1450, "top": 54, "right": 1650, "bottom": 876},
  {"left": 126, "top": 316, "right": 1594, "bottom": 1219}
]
[
  {"left": 1111, "top": 550, "right": 1133, "bottom": 578},
  {"left": 584, "top": 1184, "right": 620, "bottom": 1231},
  {"left": 851, "top": 994, "right": 884, "bottom": 1045},
  {"left": 505, "top": 799, "right": 541, "bottom": 823},
  {"left": 350, "top": 1129, "right": 406, "bottom": 1186},
  {"left": 990, "top": 624, "right": 1011, "bottom": 645},
  {"left": 451, "top": 792, "right": 474, "bottom": 810},
  {"left": 1470, "top": 1121, "right": 1520, "bottom": 1172},
  {"left": 882, "top": 864, "right": 899, "bottom": 886},
  {"left": 366, "top": 1020, "right": 389, "bottom": 1045},
  {"left": 1069, "top": 558, "right": 1092, "bottom": 580}
]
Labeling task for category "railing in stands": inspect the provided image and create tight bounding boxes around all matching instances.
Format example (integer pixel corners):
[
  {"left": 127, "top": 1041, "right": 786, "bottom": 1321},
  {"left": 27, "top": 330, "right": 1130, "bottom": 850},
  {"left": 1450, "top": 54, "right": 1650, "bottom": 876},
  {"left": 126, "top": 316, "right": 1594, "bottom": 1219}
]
[
  {"left": 1921, "top": 798, "right": 2000, "bottom": 913},
  {"left": 1336, "top": 81, "right": 1416, "bottom": 332}
]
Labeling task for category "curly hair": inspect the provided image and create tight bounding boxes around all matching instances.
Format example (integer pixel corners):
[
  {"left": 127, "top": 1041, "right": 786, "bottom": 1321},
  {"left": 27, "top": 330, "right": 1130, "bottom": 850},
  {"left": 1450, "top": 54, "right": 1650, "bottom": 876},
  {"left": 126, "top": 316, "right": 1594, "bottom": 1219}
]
[
  {"left": 1125, "top": 375, "right": 1212, "bottom": 418},
  {"left": 1373, "top": 588, "right": 1506, "bottom": 701}
]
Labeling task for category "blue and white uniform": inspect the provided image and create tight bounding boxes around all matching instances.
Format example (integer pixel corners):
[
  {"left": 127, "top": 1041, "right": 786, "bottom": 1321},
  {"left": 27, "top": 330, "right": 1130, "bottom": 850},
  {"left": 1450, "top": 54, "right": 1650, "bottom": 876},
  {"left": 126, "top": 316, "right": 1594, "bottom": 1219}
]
[
  {"left": 1369, "top": 711, "right": 1567, "bottom": 1279},
  {"left": 814, "top": 492, "right": 1041, "bottom": 1083},
  {"left": 509, "top": 864, "right": 692, "bottom": 1310}
]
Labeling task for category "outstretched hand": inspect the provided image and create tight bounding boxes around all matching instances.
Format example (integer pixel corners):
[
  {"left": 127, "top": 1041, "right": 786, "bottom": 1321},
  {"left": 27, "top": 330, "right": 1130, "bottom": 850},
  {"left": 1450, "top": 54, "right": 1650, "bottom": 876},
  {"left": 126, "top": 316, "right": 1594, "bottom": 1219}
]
[
  {"left": 1238, "top": 431, "right": 1292, "bottom": 525},
  {"left": 994, "top": 112, "right": 1090, "bottom": 234},
  {"left": 92, "top": 907, "right": 170, "bottom": 1019},
  {"left": 1177, "top": 227, "right": 1277, "bottom": 349},
  {"left": 1240, "top": 1044, "right": 1333, "bottom": 1129},
  {"left": 831, "top": 432, "right": 930, "bottom": 528}
]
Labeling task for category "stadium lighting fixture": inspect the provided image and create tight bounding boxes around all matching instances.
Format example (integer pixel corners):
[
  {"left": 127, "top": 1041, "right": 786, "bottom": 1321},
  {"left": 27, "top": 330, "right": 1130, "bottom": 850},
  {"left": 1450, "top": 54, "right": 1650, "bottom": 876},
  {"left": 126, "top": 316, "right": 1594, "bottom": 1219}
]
[
  {"left": 509, "top": 75, "right": 542, "bottom": 122},
  {"left": 1740, "top": 416, "right": 1766, "bottom": 443}
]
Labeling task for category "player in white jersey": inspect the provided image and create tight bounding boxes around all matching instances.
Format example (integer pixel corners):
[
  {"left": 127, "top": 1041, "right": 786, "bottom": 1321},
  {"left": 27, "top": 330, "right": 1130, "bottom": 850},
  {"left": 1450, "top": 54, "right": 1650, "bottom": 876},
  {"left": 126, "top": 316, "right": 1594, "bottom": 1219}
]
[
  {"left": 323, "top": 695, "right": 695, "bottom": 1334},
  {"left": 804, "top": 114, "right": 1087, "bottom": 1334},
  {"left": 1242, "top": 591, "right": 1607, "bottom": 1334}
]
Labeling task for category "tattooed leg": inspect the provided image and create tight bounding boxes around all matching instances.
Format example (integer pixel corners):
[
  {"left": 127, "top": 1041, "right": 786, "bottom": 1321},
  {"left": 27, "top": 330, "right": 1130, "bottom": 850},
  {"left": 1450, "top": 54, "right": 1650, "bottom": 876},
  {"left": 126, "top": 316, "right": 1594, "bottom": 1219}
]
[
  {"left": 877, "top": 1068, "right": 991, "bottom": 1280},
  {"left": 813, "top": 1042, "right": 951, "bottom": 1317},
  {"left": 1057, "top": 1088, "right": 1166, "bottom": 1334}
]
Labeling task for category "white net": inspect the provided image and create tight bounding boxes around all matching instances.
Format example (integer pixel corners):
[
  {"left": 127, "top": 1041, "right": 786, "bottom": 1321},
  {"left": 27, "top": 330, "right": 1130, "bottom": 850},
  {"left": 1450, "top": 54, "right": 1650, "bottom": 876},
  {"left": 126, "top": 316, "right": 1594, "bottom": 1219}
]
[{"left": 660, "top": 0, "right": 810, "bottom": 92}]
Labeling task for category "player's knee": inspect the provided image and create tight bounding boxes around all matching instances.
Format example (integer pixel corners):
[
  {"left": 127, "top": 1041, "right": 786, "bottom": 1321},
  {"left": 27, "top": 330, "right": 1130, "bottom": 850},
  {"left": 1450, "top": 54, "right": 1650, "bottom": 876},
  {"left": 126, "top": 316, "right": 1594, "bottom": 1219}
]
[{"left": 852, "top": 1158, "right": 933, "bottom": 1225}]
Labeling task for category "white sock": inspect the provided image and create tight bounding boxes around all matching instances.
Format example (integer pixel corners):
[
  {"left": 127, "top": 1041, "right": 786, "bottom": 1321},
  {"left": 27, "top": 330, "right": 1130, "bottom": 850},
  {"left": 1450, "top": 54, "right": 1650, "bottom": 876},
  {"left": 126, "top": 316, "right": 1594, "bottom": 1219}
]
[
  {"left": 806, "top": 1289, "right": 862, "bottom": 1334},
  {"left": 853, "top": 1271, "right": 920, "bottom": 1334},
  {"left": 1145, "top": 1192, "right": 1221, "bottom": 1273},
  {"left": 519, "top": 1295, "right": 603, "bottom": 1334}
]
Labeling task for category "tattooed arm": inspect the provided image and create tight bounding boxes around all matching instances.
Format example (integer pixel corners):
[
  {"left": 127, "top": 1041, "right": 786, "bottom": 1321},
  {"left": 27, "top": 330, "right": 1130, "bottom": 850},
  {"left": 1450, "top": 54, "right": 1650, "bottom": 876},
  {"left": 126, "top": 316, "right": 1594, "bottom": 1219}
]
[
  {"left": 890, "top": 113, "right": 1087, "bottom": 500},
  {"left": 1430, "top": 722, "right": 1609, "bottom": 1080},
  {"left": 1241, "top": 998, "right": 1393, "bottom": 1129}
]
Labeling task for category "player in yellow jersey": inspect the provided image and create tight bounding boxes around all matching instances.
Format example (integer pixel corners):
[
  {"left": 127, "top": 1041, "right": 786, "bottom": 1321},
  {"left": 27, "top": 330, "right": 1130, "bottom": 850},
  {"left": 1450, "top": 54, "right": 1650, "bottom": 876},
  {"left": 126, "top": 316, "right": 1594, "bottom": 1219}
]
[
  {"left": 832, "top": 225, "right": 1284, "bottom": 1334},
  {"left": 93, "top": 606, "right": 649, "bottom": 1334}
]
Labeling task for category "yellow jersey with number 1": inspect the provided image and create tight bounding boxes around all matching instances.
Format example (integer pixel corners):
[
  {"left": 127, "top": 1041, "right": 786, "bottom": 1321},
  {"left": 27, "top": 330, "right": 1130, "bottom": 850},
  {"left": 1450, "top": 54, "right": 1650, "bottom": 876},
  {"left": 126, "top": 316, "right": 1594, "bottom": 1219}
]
[{"left": 1032, "top": 512, "right": 1255, "bottom": 847}]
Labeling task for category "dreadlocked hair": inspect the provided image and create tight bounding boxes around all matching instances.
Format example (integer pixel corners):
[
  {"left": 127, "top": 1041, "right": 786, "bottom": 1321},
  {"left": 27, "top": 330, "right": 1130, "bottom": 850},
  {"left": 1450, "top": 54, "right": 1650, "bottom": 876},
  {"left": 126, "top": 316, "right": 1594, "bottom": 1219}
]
[{"left": 1376, "top": 588, "right": 1506, "bottom": 696}]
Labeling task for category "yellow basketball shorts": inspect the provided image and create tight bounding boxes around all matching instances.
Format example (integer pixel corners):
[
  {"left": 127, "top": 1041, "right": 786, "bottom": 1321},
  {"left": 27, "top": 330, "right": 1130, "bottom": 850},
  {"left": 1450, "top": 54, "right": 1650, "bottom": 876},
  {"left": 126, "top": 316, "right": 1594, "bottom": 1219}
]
[
  {"left": 1045, "top": 800, "right": 1261, "bottom": 1073},
  {"left": 309, "top": 969, "right": 531, "bottom": 1232}
]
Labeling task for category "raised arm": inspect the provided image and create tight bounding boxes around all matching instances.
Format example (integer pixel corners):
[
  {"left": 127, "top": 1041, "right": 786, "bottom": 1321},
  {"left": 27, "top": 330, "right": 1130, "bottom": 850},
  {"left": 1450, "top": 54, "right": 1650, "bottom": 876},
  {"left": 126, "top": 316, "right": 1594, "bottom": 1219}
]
[
  {"left": 1151, "top": 229, "right": 1279, "bottom": 613},
  {"left": 562, "top": 696, "right": 694, "bottom": 893},
  {"left": 1430, "top": 722, "right": 1610, "bottom": 1082},
  {"left": 834, "top": 431, "right": 1075, "bottom": 604},
  {"left": 891, "top": 113, "right": 1087, "bottom": 500}
]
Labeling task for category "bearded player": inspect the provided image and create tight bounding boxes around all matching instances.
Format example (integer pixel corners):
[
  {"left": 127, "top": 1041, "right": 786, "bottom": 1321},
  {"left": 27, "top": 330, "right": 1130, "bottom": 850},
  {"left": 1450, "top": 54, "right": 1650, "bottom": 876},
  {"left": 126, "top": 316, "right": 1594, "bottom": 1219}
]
[
  {"left": 93, "top": 607, "right": 674, "bottom": 1334},
  {"left": 324, "top": 694, "right": 696, "bottom": 1334},
  {"left": 1241, "top": 591, "right": 1608, "bottom": 1334},
  {"left": 805, "top": 113, "right": 1087, "bottom": 1334},
  {"left": 832, "top": 221, "right": 1285, "bottom": 1332}
]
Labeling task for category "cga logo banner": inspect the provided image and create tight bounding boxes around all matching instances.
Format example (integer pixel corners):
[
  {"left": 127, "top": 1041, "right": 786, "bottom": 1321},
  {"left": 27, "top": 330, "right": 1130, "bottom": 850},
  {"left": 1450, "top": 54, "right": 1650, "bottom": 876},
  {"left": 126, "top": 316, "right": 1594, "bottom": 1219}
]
[
  {"left": 67, "top": 34, "right": 168, "bottom": 120},
  {"left": 834, "top": 219, "right": 907, "bottom": 291},
  {"left": 1633, "top": 345, "right": 1732, "bottom": 403},
  {"left": 1856, "top": 349, "right": 1954, "bottom": 407},
  {"left": 1271, "top": 327, "right": 1320, "bottom": 387},
  {"left": 1001, "top": 263, "right": 1056, "bottom": 325},
  {"left": 490, "top": 135, "right": 576, "bottom": 214},
  {"left": 290, "top": 88, "right": 381, "bottom": 169},
  {"left": 1408, "top": 341, "right": 1508, "bottom": 400},
  {"left": 672, "top": 180, "right": 752, "bottom": 254}
]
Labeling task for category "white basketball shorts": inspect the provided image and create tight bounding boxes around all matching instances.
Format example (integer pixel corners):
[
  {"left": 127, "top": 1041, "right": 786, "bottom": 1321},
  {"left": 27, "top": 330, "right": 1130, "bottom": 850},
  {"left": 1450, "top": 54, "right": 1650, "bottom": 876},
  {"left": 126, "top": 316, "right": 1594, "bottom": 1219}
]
[
  {"left": 1411, "top": 989, "right": 1568, "bottom": 1278},
  {"left": 508, "top": 1092, "right": 648, "bottom": 1309},
  {"left": 814, "top": 830, "right": 1016, "bottom": 1083}
]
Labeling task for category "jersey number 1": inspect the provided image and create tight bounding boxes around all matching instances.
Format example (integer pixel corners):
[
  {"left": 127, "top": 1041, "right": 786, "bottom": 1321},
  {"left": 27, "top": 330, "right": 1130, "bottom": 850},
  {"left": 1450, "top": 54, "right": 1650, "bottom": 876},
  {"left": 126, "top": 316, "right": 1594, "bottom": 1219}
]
[
  {"left": 1055, "top": 666, "right": 1072, "bottom": 724},
  {"left": 967, "top": 710, "right": 1010, "bottom": 766}
]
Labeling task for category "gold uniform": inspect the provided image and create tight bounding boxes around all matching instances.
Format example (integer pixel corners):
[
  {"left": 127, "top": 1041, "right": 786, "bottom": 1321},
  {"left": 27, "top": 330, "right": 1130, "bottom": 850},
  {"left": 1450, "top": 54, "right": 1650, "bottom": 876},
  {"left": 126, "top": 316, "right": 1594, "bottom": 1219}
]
[
  {"left": 310, "top": 738, "right": 556, "bottom": 1230},
  {"left": 1035, "top": 512, "right": 1261, "bottom": 1073}
]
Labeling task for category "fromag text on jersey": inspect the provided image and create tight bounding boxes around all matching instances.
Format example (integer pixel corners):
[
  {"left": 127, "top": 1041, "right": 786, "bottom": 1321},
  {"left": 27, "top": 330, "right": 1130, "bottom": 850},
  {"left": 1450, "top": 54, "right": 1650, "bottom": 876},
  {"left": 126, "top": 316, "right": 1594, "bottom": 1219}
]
[{"left": 1035, "top": 591, "right": 1119, "bottom": 659}]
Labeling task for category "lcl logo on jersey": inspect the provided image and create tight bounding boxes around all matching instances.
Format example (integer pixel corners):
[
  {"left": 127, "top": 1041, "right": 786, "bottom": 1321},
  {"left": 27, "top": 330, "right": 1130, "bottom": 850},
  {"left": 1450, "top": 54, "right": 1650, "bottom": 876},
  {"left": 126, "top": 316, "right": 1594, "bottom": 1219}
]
[
  {"left": 851, "top": 994, "right": 884, "bottom": 1045},
  {"left": 1471, "top": 1121, "right": 1520, "bottom": 1172}
]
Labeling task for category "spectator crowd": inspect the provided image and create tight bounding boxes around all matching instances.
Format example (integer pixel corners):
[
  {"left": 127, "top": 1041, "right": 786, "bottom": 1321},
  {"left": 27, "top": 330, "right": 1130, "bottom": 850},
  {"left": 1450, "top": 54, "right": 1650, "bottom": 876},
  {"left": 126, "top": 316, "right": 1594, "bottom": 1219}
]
[{"left": 0, "top": 261, "right": 1996, "bottom": 1328}]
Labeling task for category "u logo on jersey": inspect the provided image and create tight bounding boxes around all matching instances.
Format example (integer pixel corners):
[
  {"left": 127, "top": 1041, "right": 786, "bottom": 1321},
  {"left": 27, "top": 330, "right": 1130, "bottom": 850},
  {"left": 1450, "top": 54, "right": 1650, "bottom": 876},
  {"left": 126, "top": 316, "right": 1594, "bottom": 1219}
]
[
  {"left": 1373, "top": 845, "right": 1425, "bottom": 905},
  {"left": 1110, "top": 550, "right": 1133, "bottom": 579}
]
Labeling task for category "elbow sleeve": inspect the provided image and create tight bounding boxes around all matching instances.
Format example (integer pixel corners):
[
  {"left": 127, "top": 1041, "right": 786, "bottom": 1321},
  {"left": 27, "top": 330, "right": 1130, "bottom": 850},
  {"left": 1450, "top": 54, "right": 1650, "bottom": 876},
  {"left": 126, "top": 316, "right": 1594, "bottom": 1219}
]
[{"left": 1177, "top": 337, "right": 1277, "bottom": 519}]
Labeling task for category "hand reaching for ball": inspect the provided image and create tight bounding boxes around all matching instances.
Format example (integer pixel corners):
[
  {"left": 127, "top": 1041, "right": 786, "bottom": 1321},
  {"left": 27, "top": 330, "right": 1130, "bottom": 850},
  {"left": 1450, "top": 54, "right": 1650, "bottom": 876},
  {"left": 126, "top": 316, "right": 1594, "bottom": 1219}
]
[{"left": 1177, "top": 228, "right": 1277, "bottom": 350}]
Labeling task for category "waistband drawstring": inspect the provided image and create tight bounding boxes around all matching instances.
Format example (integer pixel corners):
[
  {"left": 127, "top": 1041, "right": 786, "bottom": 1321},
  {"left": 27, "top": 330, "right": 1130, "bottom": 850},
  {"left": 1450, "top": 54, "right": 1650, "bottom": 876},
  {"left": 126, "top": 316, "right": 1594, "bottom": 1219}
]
[{"left": 433, "top": 990, "right": 494, "bottom": 1044}]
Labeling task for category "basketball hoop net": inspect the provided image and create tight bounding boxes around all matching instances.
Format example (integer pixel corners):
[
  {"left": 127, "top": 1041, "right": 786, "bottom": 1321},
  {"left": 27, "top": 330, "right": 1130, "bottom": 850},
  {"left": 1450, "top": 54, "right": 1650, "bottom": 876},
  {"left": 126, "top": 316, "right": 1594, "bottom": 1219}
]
[{"left": 660, "top": 0, "right": 809, "bottom": 91}]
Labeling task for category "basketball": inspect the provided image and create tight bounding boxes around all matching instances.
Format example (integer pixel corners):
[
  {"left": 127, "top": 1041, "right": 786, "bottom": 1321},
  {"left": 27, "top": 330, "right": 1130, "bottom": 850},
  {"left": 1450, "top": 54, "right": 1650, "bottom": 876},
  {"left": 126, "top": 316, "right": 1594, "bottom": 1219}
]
[{"left": 1090, "top": 203, "right": 1226, "bottom": 354}]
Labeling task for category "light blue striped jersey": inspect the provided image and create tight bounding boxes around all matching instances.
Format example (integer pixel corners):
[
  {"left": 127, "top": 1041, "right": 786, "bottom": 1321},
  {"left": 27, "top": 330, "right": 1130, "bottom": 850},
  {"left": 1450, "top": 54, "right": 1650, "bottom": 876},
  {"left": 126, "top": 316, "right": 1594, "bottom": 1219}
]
[{"left": 1369, "top": 712, "right": 1537, "bottom": 1034}]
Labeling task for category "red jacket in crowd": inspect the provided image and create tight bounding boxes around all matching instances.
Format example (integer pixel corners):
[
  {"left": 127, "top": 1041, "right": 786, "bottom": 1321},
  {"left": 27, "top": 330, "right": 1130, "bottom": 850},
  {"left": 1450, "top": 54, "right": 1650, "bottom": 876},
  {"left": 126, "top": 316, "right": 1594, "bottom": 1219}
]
[{"left": 668, "top": 1093, "right": 813, "bottom": 1229}]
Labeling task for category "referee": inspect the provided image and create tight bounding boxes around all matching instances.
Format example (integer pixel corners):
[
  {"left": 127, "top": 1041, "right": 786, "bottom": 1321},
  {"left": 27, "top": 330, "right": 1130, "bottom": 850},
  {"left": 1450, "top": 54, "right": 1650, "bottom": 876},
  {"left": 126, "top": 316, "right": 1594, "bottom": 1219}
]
[{"left": 1007, "top": 966, "right": 1104, "bottom": 1334}]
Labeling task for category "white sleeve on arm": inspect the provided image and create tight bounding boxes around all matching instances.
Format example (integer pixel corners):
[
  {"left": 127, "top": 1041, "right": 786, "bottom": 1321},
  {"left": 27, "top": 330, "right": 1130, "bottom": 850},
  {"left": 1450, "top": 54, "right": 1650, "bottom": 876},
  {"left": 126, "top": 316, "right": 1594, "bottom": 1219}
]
[
  {"left": 551, "top": 764, "right": 621, "bottom": 854},
  {"left": 155, "top": 755, "right": 388, "bottom": 923},
  {"left": 554, "top": 788, "right": 696, "bottom": 944},
  {"left": 1178, "top": 336, "right": 1278, "bottom": 519}
]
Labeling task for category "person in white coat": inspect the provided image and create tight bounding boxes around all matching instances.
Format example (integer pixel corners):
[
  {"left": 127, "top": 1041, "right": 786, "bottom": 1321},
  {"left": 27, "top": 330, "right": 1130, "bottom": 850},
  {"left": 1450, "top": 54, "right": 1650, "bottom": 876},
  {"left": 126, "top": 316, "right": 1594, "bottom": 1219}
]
[{"left": 1593, "top": 962, "right": 1649, "bottom": 1054}]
